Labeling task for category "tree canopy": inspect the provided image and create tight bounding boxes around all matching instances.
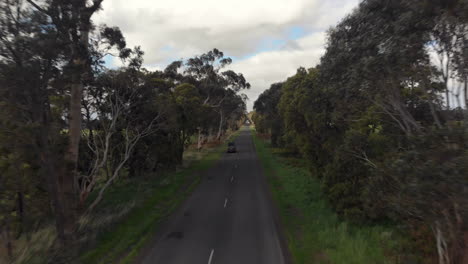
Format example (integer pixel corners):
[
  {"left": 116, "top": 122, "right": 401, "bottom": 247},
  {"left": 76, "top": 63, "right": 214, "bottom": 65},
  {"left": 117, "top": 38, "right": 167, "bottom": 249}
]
[
  {"left": 253, "top": 1, "right": 468, "bottom": 263},
  {"left": 0, "top": 1, "right": 248, "bottom": 261}
]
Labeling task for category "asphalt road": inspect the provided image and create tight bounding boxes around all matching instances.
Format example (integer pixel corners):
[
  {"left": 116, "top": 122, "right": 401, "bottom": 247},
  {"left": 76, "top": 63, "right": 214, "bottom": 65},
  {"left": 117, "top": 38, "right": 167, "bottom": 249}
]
[{"left": 138, "top": 127, "right": 285, "bottom": 264}]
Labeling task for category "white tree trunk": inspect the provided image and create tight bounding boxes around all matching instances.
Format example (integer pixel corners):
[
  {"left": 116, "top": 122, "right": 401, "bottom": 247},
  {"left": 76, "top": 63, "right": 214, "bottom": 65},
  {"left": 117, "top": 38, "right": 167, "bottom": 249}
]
[{"left": 216, "top": 110, "right": 224, "bottom": 140}]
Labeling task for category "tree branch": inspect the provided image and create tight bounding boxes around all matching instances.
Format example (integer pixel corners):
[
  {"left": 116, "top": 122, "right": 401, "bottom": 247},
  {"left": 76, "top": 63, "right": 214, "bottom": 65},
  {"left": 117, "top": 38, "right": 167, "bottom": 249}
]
[{"left": 25, "top": 0, "right": 50, "bottom": 16}]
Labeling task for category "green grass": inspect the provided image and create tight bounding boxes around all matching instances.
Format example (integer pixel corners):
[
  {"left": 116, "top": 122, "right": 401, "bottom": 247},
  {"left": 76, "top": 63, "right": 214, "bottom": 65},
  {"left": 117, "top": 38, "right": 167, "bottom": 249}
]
[
  {"left": 252, "top": 130, "right": 399, "bottom": 264},
  {"left": 80, "top": 130, "right": 240, "bottom": 264}
]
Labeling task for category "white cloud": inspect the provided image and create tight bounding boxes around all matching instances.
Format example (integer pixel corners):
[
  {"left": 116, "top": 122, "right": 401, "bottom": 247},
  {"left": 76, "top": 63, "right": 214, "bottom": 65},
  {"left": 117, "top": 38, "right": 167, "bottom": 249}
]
[
  {"left": 93, "top": 0, "right": 361, "bottom": 110},
  {"left": 229, "top": 32, "right": 326, "bottom": 110}
]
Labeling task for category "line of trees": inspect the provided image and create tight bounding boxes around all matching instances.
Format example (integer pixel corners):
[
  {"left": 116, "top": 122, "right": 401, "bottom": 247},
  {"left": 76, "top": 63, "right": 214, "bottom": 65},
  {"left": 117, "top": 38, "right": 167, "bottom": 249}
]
[
  {"left": 253, "top": 1, "right": 468, "bottom": 263},
  {"left": 0, "top": 0, "right": 248, "bottom": 261}
]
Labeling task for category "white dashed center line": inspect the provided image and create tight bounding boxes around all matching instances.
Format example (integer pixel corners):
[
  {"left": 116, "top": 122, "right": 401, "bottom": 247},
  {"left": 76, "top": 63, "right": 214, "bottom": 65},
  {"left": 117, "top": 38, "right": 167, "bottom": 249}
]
[
  {"left": 208, "top": 249, "right": 214, "bottom": 264},
  {"left": 230, "top": 176, "right": 234, "bottom": 182},
  {"left": 224, "top": 198, "right": 228, "bottom": 208}
]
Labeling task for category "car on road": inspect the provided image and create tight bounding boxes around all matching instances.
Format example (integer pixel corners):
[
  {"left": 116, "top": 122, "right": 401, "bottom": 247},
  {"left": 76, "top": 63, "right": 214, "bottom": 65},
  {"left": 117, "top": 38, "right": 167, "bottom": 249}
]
[{"left": 227, "top": 142, "right": 237, "bottom": 153}]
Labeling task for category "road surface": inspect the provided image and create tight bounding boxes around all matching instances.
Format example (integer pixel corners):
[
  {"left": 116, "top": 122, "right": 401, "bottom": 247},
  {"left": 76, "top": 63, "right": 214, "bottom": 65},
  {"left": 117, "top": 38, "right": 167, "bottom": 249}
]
[{"left": 138, "top": 128, "right": 286, "bottom": 264}]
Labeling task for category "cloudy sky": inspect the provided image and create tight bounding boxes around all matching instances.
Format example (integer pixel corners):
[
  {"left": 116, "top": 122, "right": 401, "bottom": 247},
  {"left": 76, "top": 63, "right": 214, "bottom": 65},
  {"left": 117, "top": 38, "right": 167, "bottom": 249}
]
[{"left": 94, "top": 0, "right": 361, "bottom": 110}]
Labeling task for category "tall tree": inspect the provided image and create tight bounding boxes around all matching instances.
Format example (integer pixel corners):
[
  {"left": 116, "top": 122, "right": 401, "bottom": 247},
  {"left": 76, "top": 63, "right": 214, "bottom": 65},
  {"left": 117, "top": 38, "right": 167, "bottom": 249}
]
[{"left": 183, "top": 49, "right": 250, "bottom": 139}]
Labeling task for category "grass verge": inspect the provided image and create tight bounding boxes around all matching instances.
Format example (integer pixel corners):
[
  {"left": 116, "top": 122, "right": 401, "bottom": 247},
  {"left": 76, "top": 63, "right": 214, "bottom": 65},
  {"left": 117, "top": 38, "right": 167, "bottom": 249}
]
[
  {"left": 252, "top": 130, "right": 400, "bottom": 264},
  {"left": 80, "top": 130, "right": 240, "bottom": 264}
]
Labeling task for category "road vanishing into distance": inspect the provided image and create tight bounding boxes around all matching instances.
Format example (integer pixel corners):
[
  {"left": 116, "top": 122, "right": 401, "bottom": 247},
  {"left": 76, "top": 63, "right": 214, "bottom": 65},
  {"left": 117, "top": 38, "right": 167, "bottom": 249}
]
[{"left": 138, "top": 128, "right": 286, "bottom": 264}]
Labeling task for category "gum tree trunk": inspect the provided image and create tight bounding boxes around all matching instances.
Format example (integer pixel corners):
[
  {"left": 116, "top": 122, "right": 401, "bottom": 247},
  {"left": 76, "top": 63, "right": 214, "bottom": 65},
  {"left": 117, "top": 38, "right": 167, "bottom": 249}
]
[{"left": 216, "top": 110, "right": 224, "bottom": 140}]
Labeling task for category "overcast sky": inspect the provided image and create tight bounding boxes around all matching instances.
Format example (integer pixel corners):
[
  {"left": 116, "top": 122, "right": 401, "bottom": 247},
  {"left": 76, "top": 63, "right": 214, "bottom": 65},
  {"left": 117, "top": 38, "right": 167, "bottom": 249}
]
[{"left": 94, "top": 0, "right": 361, "bottom": 110}]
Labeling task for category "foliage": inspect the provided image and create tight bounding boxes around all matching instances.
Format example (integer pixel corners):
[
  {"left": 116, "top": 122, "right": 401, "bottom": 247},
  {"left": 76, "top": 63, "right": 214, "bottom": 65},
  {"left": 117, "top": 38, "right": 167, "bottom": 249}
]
[
  {"left": 0, "top": 1, "right": 248, "bottom": 262},
  {"left": 253, "top": 82, "right": 284, "bottom": 146},
  {"left": 253, "top": 130, "right": 405, "bottom": 264},
  {"left": 253, "top": 0, "right": 468, "bottom": 262}
]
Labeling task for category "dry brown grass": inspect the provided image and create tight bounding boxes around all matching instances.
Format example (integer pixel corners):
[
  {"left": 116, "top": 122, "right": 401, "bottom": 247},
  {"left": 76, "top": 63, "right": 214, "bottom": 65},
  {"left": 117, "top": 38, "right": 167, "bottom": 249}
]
[{"left": 8, "top": 226, "right": 57, "bottom": 264}]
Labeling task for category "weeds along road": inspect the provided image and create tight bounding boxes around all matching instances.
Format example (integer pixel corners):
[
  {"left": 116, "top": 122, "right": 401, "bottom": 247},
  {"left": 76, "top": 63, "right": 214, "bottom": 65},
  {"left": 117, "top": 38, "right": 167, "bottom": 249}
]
[{"left": 137, "top": 127, "right": 286, "bottom": 264}]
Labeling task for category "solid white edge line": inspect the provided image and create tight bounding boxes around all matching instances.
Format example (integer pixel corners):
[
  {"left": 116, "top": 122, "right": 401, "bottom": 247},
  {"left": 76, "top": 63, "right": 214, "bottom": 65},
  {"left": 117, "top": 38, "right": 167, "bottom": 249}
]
[{"left": 208, "top": 249, "right": 214, "bottom": 264}]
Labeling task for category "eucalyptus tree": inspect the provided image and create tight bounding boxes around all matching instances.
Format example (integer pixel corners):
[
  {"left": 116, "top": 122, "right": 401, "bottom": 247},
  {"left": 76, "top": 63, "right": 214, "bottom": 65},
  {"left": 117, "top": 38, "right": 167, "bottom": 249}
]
[
  {"left": 21, "top": 0, "right": 108, "bottom": 242},
  {"left": 430, "top": 0, "right": 468, "bottom": 109},
  {"left": 255, "top": 0, "right": 468, "bottom": 262},
  {"left": 0, "top": 0, "right": 69, "bottom": 247},
  {"left": 184, "top": 49, "right": 250, "bottom": 139},
  {"left": 172, "top": 83, "right": 203, "bottom": 162},
  {"left": 253, "top": 82, "right": 284, "bottom": 146},
  {"left": 216, "top": 90, "right": 247, "bottom": 139},
  {"left": 83, "top": 76, "right": 164, "bottom": 213},
  {"left": 319, "top": 1, "right": 468, "bottom": 261},
  {"left": 0, "top": 0, "right": 137, "bottom": 244}
]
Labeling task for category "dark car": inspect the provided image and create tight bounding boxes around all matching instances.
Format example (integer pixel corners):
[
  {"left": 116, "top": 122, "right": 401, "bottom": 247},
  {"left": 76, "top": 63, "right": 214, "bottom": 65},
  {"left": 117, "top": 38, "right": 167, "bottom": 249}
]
[{"left": 227, "top": 142, "right": 237, "bottom": 153}]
